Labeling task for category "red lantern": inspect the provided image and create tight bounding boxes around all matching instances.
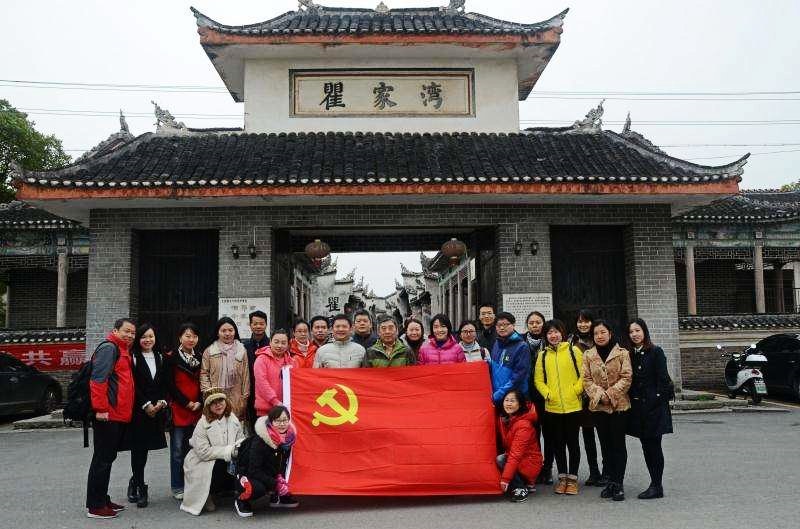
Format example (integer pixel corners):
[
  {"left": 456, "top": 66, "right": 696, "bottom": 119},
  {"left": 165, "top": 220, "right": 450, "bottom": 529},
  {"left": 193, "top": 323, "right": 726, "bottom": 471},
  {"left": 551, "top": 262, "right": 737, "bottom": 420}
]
[
  {"left": 305, "top": 239, "right": 331, "bottom": 262},
  {"left": 441, "top": 238, "right": 467, "bottom": 267}
]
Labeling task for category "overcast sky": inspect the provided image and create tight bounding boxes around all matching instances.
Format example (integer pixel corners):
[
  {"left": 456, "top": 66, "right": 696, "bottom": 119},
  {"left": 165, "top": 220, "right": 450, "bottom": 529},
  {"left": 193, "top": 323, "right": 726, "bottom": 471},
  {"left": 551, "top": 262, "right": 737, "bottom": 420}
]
[{"left": 3, "top": 0, "right": 799, "bottom": 294}]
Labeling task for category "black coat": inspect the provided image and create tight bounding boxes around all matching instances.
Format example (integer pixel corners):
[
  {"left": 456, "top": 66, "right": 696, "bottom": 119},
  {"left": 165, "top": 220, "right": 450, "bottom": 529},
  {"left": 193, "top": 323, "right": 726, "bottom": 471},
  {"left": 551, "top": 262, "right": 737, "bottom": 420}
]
[
  {"left": 245, "top": 434, "right": 290, "bottom": 490},
  {"left": 627, "top": 345, "right": 673, "bottom": 438},
  {"left": 128, "top": 350, "right": 169, "bottom": 450}
]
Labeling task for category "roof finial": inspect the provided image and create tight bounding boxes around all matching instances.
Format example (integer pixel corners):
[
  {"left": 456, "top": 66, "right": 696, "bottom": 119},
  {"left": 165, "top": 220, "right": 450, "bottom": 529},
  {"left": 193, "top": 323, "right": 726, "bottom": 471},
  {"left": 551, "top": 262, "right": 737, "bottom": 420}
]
[
  {"left": 622, "top": 111, "right": 631, "bottom": 134},
  {"left": 570, "top": 99, "right": 605, "bottom": 132},
  {"left": 119, "top": 110, "right": 130, "bottom": 134},
  {"left": 444, "top": 0, "right": 466, "bottom": 14},
  {"left": 151, "top": 101, "right": 187, "bottom": 133},
  {"left": 298, "top": 0, "right": 320, "bottom": 13},
  {"left": 375, "top": 2, "right": 389, "bottom": 14}
]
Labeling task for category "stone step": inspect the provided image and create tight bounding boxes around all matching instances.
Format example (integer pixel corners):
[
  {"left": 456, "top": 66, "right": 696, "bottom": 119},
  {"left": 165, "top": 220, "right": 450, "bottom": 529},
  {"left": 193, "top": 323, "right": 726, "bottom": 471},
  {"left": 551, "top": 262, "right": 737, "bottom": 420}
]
[{"left": 678, "top": 389, "right": 718, "bottom": 401}]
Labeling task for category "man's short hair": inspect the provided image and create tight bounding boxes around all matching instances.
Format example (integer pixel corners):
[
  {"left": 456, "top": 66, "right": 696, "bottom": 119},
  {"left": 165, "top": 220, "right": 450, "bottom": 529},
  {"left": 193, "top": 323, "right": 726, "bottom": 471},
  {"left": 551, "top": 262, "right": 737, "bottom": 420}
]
[
  {"left": 309, "top": 315, "right": 329, "bottom": 327},
  {"left": 353, "top": 309, "right": 372, "bottom": 322},
  {"left": 478, "top": 303, "right": 496, "bottom": 313},
  {"left": 495, "top": 311, "right": 516, "bottom": 325},
  {"left": 249, "top": 310, "right": 268, "bottom": 323},
  {"left": 332, "top": 314, "right": 352, "bottom": 327},
  {"left": 376, "top": 314, "right": 396, "bottom": 328},
  {"left": 114, "top": 317, "right": 135, "bottom": 330}
]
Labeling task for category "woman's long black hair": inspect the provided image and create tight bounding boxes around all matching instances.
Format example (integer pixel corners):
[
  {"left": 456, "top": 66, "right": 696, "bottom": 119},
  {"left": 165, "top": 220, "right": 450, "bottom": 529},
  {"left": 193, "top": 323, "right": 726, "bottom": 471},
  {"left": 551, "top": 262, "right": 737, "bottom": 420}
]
[{"left": 132, "top": 322, "right": 162, "bottom": 355}]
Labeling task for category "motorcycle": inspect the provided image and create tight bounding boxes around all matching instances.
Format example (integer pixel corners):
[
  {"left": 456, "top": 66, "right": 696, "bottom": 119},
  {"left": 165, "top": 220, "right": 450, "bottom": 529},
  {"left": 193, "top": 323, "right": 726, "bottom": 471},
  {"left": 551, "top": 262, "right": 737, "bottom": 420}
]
[{"left": 718, "top": 344, "right": 768, "bottom": 404}]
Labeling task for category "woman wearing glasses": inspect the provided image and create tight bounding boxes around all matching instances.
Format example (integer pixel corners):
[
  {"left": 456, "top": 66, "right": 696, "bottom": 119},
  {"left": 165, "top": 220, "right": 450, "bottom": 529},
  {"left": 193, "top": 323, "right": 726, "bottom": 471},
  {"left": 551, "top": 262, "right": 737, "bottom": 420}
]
[
  {"left": 234, "top": 405, "right": 299, "bottom": 517},
  {"left": 458, "top": 321, "right": 489, "bottom": 362}
]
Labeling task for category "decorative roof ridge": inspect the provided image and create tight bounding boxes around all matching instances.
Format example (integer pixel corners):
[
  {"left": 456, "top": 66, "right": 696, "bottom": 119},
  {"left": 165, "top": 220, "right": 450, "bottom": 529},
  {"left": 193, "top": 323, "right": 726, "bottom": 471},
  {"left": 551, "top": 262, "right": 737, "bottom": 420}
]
[
  {"left": 463, "top": 7, "right": 568, "bottom": 31},
  {"left": 191, "top": 4, "right": 568, "bottom": 34},
  {"left": 14, "top": 133, "right": 153, "bottom": 182},
  {"left": 604, "top": 129, "right": 749, "bottom": 178},
  {"left": 75, "top": 110, "right": 135, "bottom": 163},
  {"left": 676, "top": 192, "right": 800, "bottom": 223},
  {"left": 742, "top": 188, "right": 800, "bottom": 195}
]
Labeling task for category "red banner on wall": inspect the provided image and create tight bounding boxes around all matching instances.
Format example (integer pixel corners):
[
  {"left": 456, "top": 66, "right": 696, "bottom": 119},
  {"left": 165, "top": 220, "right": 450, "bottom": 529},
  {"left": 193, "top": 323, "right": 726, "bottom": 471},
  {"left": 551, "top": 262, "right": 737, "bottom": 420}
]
[
  {"left": 285, "top": 362, "right": 501, "bottom": 496},
  {"left": 0, "top": 342, "right": 86, "bottom": 371}
]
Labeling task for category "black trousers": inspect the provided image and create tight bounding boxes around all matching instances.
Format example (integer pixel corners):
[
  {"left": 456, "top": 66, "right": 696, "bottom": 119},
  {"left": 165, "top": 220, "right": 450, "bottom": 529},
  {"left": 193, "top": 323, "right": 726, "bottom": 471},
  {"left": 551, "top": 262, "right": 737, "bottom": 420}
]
[
  {"left": 131, "top": 449, "right": 148, "bottom": 485},
  {"left": 582, "top": 424, "right": 603, "bottom": 475},
  {"left": 543, "top": 411, "right": 581, "bottom": 476},
  {"left": 86, "top": 420, "right": 127, "bottom": 509},
  {"left": 641, "top": 435, "right": 664, "bottom": 488},
  {"left": 595, "top": 411, "right": 628, "bottom": 486}
]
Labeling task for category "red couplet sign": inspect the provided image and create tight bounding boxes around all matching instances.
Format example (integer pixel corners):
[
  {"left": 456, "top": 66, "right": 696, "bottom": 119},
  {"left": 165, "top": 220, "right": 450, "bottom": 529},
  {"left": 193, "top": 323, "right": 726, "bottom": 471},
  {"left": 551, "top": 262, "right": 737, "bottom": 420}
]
[
  {"left": 285, "top": 362, "right": 501, "bottom": 496},
  {"left": 0, "top": 342, "right": 86, "bottom": 371}
]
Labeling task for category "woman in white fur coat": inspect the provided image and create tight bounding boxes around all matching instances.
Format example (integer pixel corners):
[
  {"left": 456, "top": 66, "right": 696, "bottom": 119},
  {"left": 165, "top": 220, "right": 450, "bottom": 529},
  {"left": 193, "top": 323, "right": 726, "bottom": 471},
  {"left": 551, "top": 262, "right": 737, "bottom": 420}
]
[{"left": 180, "top": 388, "right": 244, "bottom": 515}]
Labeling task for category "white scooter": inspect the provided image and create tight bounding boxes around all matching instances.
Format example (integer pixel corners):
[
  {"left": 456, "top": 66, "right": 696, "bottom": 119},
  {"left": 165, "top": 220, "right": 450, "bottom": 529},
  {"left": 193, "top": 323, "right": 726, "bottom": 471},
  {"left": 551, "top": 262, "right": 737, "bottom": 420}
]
[{"left": 718, "top": 344, "right": 768, "bottom": 404}]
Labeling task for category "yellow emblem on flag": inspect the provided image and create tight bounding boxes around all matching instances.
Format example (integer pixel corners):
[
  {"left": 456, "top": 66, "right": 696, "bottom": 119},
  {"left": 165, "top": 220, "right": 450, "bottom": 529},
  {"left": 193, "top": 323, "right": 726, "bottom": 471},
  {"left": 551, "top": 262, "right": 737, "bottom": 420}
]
[{"left": 311, "top": 384, "right": 359, "bottom": 427}]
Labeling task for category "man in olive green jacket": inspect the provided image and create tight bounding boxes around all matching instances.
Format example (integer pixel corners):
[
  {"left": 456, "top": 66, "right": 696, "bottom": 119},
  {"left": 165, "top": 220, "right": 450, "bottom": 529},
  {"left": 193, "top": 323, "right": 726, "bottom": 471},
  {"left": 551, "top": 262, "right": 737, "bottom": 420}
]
[{"left": 363, "top": 315, "right": 416, "bottom": 367}]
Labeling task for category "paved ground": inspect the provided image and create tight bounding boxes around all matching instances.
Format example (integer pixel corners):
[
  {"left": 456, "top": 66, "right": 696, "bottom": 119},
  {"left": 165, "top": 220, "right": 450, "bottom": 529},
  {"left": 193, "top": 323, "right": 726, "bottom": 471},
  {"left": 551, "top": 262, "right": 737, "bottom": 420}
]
[{"left": 1, "top": 407, "right": 799, "bottom": 529}]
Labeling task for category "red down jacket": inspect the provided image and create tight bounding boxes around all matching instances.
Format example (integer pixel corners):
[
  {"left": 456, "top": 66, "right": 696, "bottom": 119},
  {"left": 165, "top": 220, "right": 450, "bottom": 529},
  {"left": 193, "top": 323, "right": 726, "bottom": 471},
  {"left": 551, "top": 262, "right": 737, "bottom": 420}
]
[{"left": 497, "top": 403, "right": 543, "bottom": 484}]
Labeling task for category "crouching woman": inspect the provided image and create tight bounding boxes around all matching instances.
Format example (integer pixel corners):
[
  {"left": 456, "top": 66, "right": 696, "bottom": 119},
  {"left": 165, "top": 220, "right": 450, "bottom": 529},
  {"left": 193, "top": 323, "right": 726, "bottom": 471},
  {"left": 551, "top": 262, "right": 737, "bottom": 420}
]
[
  {"left": 496, "top": 389, "right": 543, "bottom": 503},
  {"left": 234, "top": 406, "right": 299, "bottom": 517},
  {"left": 180, "top": 388, "right": 244, "bottom": 515}
]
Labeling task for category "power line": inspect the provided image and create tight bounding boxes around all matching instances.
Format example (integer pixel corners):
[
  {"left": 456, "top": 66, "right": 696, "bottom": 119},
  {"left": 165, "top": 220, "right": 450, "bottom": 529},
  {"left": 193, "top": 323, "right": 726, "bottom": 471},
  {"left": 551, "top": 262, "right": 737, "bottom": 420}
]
[
  {"left": 527, "top": 96, "right": 800, "bottom": 101},
  {"left": 520, "top": 119, "right": 800, "bottom": 126},
  {"left": 534, "top": 90, "right": 800, "bottom": 96},
  {"left": 687, "top": 148, "right": 800, "bottom": 161}
]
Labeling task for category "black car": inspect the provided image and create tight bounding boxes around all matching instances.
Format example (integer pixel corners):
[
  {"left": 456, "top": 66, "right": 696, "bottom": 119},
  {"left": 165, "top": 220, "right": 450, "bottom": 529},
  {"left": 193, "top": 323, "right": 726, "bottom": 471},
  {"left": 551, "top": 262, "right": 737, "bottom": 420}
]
[
  {"left": 0, "top": 353, "right": 62, "bottom": 416},
  {"left": 753, "top": 333, "right": 800, "bottom": 401}
]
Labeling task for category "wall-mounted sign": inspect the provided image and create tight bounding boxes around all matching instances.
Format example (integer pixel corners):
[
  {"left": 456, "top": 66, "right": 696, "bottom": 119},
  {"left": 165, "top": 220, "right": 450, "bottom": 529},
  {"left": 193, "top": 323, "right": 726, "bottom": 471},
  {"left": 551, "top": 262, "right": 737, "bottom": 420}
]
[
  {"left": 1, "top": 342, "right": 86, "bottom": 371},
  {"left": 218, "top": 297, "right": 270, "bottom": 340},
  {"left": 502, "top": 293, "right": 554, "bottom": 334},
  {"left": 290, "top": 69, "right": 475, "bottom": 117}
]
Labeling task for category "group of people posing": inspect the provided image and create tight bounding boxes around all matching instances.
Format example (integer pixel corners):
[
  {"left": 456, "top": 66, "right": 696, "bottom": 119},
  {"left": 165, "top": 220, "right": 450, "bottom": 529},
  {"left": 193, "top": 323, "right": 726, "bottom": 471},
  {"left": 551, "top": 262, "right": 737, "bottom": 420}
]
[{"left": 83, "top": 304, "right": 673, "bottom": 519}]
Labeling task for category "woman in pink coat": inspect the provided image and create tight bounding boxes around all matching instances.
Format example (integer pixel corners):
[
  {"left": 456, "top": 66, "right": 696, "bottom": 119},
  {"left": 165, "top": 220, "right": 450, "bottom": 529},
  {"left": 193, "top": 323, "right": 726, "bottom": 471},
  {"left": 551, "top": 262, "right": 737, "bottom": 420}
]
[
  {"left": 253, "top": 330, "right": 296, "bottom": 417},
  {"left": 418, "top": 314, "right": 466, "bottom": 365}
]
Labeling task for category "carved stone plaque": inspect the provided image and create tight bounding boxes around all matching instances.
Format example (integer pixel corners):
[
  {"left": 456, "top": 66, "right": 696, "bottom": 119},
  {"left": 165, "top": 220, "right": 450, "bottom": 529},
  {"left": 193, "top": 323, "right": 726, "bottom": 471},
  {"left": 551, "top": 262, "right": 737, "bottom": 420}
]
[{"left": 290, "top": 69, "right": 475, "bottom": 117}]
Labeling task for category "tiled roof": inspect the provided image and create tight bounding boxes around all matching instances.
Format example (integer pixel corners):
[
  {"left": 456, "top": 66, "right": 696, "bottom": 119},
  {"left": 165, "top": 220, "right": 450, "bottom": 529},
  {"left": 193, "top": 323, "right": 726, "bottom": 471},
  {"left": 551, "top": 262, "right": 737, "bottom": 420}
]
[
  {"left": 0, "top": 328, "right": 86, "bottom": 344},
  {"left": 14, "top": 129, "right": 747, "bottom": 189},
  {"left": 0, "top": 201, "right": 81, "bottom": 229},
  {"left": 191, "top": 5, "right": 568, "bottom": 37},
  {"left": 679, "top": 315, "right": 800, "bottom": 331},
  {"left": 676, "top": 189, "right": 800, "bottom": 223}
]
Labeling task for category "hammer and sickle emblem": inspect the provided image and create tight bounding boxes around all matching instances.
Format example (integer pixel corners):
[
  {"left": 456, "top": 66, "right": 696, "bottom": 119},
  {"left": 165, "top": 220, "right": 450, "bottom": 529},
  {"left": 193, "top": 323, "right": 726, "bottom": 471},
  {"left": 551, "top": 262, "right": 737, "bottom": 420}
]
[{"left": 311, "top": 384, "right": 359, "bottom": 427}]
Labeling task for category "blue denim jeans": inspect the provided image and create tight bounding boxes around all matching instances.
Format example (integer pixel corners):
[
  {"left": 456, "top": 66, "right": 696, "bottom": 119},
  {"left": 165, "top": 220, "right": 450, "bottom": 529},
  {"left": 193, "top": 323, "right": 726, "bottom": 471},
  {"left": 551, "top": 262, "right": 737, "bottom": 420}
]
[
  {"left": 169, "top": 425, "right": 194, "bottom": 492},
  {"left": 496, "top": 453, "right": 526, "bottom": 490}
]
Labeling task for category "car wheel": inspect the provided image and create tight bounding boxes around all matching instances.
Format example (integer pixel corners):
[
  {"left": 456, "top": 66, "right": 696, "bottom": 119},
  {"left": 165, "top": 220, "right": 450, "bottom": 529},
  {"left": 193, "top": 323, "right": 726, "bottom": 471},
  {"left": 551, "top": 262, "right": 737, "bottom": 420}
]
[{"left": 36, "top": 386, "right": 59, "bottom": 415}]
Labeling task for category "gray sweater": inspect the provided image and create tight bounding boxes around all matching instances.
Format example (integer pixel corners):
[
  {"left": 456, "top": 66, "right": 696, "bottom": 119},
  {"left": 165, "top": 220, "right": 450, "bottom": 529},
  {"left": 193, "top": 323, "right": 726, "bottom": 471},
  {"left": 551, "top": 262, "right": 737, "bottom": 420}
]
[{"left": 313, "top": 340, "right": 366, "bottom": 368}]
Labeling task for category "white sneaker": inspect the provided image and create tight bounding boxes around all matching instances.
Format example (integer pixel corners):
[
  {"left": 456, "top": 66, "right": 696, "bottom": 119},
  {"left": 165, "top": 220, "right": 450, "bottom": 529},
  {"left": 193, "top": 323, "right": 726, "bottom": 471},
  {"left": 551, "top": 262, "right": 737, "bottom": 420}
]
[{"left": 172, "top": 491, "right": 184, "bottom": 500}]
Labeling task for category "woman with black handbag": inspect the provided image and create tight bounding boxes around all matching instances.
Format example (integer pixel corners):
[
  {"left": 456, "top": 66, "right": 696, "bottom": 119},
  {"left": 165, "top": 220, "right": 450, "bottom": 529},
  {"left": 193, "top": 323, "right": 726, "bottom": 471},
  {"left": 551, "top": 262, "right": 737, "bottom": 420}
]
[
  {"left": 626, "top": 318, "right": 674, "bottom": 500},
  {"left": 127, "top": 323, "right": 169, "bottom": 508}
]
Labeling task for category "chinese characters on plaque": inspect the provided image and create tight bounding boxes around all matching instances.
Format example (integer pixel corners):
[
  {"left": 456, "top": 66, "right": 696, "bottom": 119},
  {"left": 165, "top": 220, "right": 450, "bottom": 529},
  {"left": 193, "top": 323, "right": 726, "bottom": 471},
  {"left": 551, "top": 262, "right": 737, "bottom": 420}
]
[
  {"left": 218, "top": 297, "right": 271, "bottom": 340},
  {"left": 292, "top": 69, "right": 474, "bottom": 117}
]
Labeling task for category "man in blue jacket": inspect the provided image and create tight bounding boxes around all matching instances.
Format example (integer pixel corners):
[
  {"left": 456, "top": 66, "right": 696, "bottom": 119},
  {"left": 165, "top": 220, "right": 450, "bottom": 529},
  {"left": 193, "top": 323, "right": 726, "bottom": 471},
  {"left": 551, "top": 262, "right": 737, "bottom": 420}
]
[{"left": 490, "top": 312, "right": 531, "bottom": 404}]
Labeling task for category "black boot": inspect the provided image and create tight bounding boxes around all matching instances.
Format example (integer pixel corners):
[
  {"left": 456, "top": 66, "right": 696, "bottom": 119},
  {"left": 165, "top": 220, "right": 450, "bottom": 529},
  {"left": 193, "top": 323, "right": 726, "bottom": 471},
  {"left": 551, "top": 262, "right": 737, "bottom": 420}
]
[
  {"left": 585, "top": 470, "right": 603, "bottom": 486},
  {"left": 536, "top": 468, "right": 553, "bottom": 485},
  {"left": 637, "top": 485, "right": 664, "bottom": 500},
  {"left": 600, "top": 482, "right": 615, "bottom": 499},
  {"left": 612, "top": 483, "right": 625, "bottom": 501},
  {"left": 127, "top": 477, "right": 139, "bottom": 503},
  {"left": 136, "top": 483, "right": 149, "bottom": 508}
]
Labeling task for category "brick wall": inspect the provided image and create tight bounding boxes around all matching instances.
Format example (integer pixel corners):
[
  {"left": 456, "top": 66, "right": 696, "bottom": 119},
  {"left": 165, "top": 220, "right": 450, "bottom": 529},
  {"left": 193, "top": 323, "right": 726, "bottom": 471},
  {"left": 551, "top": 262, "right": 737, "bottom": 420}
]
[
  {"left": 5, "top": 259, "right": 88, "bottom": 330},
  {"left": 680, "top": 346, "right": 728, "bottom": 391},
  {"left": 86, "top": 203, "right": 681, "bottom": 385}
]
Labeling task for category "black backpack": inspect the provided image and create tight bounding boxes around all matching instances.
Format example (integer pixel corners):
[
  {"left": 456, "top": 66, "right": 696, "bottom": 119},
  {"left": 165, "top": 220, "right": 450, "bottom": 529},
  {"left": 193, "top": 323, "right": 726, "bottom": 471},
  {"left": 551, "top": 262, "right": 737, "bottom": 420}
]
[{"left": 63, "top": 341, "right": 118, "bottom": 447}]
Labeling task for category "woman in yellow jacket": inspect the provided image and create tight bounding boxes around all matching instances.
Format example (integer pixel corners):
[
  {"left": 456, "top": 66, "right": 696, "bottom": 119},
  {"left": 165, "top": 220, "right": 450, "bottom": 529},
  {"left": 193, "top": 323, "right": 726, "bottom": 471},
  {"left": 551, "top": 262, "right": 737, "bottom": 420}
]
[{"left": 534, "top": 319, "right": 584, "bottom": 496}]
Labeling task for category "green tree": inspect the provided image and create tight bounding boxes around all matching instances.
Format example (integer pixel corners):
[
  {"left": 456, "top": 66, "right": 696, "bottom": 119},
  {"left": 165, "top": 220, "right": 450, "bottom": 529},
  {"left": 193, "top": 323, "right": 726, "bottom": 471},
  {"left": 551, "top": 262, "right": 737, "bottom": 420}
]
[
  {"left": 781, "top": 180, "right": 800, "bottom": 192},
  {"left": 0, "top": 99, "right": 70, "bottom": 202}
]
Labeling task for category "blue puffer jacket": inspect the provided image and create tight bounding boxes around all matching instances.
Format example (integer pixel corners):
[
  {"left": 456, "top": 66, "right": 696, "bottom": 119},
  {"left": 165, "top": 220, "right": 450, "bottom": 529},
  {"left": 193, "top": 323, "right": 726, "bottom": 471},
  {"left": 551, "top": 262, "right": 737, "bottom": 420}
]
[{"left": 490, "top": 331, "right": 532, "bottom": 404}]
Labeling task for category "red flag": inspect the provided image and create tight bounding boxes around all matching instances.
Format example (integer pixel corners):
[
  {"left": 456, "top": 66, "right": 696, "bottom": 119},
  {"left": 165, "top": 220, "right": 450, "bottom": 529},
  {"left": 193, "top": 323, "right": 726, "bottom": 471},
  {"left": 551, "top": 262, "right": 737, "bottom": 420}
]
[{"left": 285, "top": 362, "right": 501, "bottom": 496}]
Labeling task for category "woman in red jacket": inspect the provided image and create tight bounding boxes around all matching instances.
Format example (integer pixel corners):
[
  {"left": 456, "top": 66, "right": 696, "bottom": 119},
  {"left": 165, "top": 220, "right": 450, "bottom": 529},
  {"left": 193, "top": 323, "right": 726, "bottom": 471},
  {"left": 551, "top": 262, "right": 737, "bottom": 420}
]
[
  {"left": 164, "top": 323, "right": 203, "bottom": 500},
  {"left": 497, "top": 389, "right": 543, "bottom": 503}
]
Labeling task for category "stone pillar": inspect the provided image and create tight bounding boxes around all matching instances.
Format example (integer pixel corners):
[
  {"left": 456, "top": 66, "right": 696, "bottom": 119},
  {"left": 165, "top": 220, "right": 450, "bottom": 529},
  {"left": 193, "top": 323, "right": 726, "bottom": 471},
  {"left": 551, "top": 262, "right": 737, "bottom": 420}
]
[
  {"left": 56, "top": 251, "right": 69, "bottom": 327},
  {"left": 775, "top": 262, "right": 785, "bottom": 313},
  {"left": 753, "top": 244, "right": 766, "bottom": 314},
  {"left": 685, "top": 245, "right": 697, "bottom": 316}
]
